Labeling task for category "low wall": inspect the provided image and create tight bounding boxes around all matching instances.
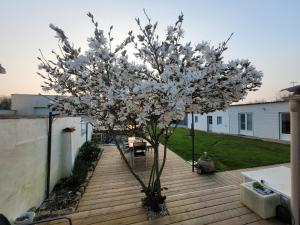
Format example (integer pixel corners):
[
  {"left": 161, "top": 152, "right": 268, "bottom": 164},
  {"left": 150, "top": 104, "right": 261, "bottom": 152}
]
[
  {"left": 0, "top": 110, "right": 16, "bottom": 115},
  {"left": 0, "top": 116, "right": 92, "bottom": 221}
]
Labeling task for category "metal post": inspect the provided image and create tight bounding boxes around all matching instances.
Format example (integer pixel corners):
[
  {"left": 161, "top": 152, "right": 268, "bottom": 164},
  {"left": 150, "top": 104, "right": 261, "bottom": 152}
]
[
  {"left": 290, "top": 96, "right": 300, "bottom": 225},
  {"left": 191, "top": 112, "right": 195, "bottom": 172},
  {"left": 46, "top": 112, "right": 53, "bottom": 199},
  {"left": 86, "top": 122, "right": 88, "bottom": 142}
]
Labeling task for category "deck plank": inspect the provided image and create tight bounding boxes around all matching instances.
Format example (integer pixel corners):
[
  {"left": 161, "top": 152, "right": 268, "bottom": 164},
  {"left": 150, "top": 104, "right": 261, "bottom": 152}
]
[{"left": 42, "top": 145, "right": 284, "bottom": 225}]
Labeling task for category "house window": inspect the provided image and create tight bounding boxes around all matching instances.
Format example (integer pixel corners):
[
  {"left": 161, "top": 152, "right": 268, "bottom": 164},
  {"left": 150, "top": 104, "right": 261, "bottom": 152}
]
[
  {"left": 240, "top": 114, "right": 246, "bottom": 130},
  {"left": 195, "top": 116, "right": 198, "bottom": 123},
  {"left": 217, "top": 116, "right": 222, "bottom": 125},
  {"left": 281, "top": 113, "right": 290, "bottom": 134},
  {"left": 81, "top": 121, "right": 86, "bottom": 137},
  {"left": 240, "top": 113, "right": 253, "bottom": 131},
  {"left": 207, "top": 116, "right": 213, "bottom": 124},
  {"left": 207, "top": 116, "right": 213, "bottom": 132},
  {"left": 247, "top": 114, "right": 253, "bottom": 131}
]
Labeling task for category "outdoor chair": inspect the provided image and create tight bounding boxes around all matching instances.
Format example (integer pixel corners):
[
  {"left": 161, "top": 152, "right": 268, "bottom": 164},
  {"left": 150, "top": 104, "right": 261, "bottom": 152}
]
[
  {"left": 119, "top": 141, "right": 130, "bottom": 157},
  {"left": 133, "top": 142, "right": 147, "bottom": 168},
  {"left": 118, "top": 140, "right": 132, "bottom": 167},
  {"left": 0, "top": 214, "right": 72, "bottom": 225}
]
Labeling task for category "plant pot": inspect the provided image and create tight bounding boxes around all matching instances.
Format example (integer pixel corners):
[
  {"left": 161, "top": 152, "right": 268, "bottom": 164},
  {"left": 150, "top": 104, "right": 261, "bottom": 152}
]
[
  {"left": 196, "top": 159, "right": 215, "bottom": 174},
  {"left": 14, "top": 212, "right": 35, "bottom": 224}
]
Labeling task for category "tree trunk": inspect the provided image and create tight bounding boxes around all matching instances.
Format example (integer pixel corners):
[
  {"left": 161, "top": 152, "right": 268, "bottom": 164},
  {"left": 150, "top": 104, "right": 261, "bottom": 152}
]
[{"left": 114, "top": 134, "right": 168, "bottom": 212}]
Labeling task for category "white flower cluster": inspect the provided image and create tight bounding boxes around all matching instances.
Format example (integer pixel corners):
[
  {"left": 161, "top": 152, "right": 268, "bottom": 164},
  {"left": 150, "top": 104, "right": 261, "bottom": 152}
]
[{"left": 38, "top": 13, "right": 262, "bottom": 131}]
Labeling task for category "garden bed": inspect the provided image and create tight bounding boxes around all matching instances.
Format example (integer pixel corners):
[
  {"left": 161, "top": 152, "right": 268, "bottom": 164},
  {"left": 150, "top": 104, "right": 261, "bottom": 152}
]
[{"left": 34, "top": 141, "right": 103, "bottom": 220}]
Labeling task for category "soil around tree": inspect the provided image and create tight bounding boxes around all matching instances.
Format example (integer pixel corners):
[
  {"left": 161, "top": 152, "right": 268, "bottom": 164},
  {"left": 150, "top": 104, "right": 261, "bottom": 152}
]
[{"left": 145, "top": 202, "right": 169, "bottom": 220}]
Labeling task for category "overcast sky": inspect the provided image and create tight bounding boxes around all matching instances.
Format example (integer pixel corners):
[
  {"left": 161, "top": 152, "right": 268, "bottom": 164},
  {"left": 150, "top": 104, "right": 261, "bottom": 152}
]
[{"left": 0, "top": 0, "right": 299, "bottom": 102}]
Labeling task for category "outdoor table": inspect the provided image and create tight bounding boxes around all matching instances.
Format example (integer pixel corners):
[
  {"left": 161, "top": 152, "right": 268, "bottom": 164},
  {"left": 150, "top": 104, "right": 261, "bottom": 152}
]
[{"left": 127, "top": 137, "right": 152, "bottom": 167}]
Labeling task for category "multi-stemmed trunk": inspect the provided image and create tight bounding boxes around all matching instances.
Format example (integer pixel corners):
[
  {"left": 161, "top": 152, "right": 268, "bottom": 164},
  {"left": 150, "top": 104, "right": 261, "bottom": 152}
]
[
  {"left": 143, "top": 143, "right": 164, "bottom": 212},
  {"left": 114, "top": 131, "right": 170, "bottom": 212}
]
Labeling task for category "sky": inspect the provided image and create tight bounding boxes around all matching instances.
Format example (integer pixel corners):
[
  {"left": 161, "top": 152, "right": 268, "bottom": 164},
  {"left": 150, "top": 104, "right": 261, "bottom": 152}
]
[{"left": 0, "top": 0, "right": 299, "bottom": 103}]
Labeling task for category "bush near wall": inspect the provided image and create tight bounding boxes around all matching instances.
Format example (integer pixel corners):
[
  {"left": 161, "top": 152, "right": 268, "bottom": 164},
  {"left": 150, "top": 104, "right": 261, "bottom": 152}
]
[
  {"left": 35, "top": 140, "right": 102, "bottom": 219},
  {"left": 68, "top": 141, "right": 101, "bottom": 186}
]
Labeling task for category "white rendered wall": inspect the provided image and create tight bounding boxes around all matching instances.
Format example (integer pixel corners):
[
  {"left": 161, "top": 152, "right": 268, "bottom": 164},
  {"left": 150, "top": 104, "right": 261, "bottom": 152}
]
[
  {"left": 187, "top": 102, "right": 289, "bottom": 141},
  {"left": 228, "top": 102, "right": 289, "bottom": 140},
  {"left": 0, "top": 116, "right": 92, "bottom": 221},
  {"left": 187, "top": 110, "right": 229, "bottom": 134},
  {"left": 0, "top": 110, "right": 16, "bottom": 115}
]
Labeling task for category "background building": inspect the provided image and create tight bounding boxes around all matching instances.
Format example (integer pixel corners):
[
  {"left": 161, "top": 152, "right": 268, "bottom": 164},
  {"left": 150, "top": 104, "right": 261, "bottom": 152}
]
[{"left": 187, "top": 101, "right": 290, "bottom": 142}]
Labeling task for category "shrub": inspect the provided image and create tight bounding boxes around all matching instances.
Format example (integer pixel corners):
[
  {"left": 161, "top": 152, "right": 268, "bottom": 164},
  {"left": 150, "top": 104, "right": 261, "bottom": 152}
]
[
  {"left": 91, "top": 133, "right": 103, "bottom": 144},
  {"left": 67, "top": 141, "right": 100, "bottom": 186},
  {"left": 68, "top": 159, "right": 90, "bottom": 186},
  {"left": 77, "top": 141, "right": 100, "bottom": 163}
]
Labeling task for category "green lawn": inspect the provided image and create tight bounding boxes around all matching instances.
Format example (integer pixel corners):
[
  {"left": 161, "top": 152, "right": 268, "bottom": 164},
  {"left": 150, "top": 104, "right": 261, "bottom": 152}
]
[{"left": 162, "top": 128, "right": 290, "bottom": 172}]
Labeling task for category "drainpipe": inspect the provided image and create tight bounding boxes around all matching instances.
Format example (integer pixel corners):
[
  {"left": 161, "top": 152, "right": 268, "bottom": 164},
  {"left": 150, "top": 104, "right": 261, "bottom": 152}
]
[
  {"left": 86, "top": 122, "right": 88, "bottom": 142},
  {"left": 289, "top": 95, "right": 300, "bottom": 225},
  {"left": 46, "top": 112, "right": 53, "bottom": 199}
]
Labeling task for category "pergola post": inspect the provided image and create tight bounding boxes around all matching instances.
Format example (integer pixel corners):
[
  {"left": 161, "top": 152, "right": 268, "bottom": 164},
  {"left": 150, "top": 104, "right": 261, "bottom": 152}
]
[
  {"left": 191, "top": 112, "right": 195, "bottom": 172},
  {"left": 289, "top": 95, "right": 300, "bottom": 225}
]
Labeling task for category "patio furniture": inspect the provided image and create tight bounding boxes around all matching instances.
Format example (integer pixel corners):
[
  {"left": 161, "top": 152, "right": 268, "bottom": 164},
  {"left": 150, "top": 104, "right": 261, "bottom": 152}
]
[
  {"left": 128, "top": 137, "right": 152, "bottom": 149},
  {"left": 127, "top": 137, "right": 152, "bottom": 167},
  {"left": 240, "top": 182, "right": 280, "bottom": 219},
  {"left": 132, "top": 142, "right": 147, "bottom": 168},
  {"left": 240, "top": 166, "right": 291, "bottom": 219},
  {"left": 0, "top": 213, "right": 72, "bottom": 225},
  {"left": 118, "top": 140, "right": 133, "bottom": 165},
  {"left": 241, "top": 166, "right": 291, "bottom": 199}
]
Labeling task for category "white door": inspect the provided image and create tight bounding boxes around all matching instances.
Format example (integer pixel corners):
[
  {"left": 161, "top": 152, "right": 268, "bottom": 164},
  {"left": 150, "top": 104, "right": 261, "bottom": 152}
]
[
  {"left": 279, "top": 112, "right": 290, "bottom": 141},
  {"left": 239, "top": 113, "right": 253, "bottom": 136},
  {"left": 207, "top": 116, "right": 213, "bottom": 132}
]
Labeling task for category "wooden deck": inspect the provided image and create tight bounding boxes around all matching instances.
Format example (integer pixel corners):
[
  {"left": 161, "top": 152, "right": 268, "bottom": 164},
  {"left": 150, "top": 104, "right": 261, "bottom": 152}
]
[{"left": 53, "top": 145, "right": 284, "bottom": 225}]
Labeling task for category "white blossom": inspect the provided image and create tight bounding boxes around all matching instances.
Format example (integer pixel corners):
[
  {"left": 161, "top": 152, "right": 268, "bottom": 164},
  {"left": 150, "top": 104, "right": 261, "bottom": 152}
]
[{"left": 38, "top": 12, "right": 262, "bottom": 132}]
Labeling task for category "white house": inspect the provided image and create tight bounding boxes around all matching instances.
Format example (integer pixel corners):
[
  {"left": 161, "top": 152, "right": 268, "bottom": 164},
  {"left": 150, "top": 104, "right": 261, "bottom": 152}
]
[
  {"left": 187, "top": 101, "right": 290, "bottom": 142},
  {"left": 11, "top": 94, "right": 57, "bottom": 116}
]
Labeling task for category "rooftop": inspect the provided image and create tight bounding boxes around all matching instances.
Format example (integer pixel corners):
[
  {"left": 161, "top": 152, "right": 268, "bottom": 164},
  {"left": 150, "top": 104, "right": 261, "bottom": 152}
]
[{"left": 231, "top": 100, "right": 287, "bottom": 107}]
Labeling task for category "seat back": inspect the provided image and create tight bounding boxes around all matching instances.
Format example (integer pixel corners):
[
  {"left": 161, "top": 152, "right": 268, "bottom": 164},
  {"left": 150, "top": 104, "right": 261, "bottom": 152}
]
[
  {"left": 133, "top": 142, "right": 146, "bottom": 157},
  {"left": 0, "top": 214, "right": 11, "bottom": 225},
  {"left": 133, "top": 142, "right": 146, "bottom": 151}
]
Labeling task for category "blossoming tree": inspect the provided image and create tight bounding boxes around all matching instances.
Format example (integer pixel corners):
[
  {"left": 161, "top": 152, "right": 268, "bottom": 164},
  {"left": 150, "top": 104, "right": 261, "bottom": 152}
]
[
  {"left": 0, "top": 64, "right": 6, "bottom": 74},
  {"left": 38, "top": 12, "right": 262, "bottom": 211}
]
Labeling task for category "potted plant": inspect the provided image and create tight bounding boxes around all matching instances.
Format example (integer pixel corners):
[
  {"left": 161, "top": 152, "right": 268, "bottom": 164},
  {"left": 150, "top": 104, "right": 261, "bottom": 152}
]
[
  {"left": 195, "top": 152, "right": 215, "bottom": 174},
  {"left": 14, "top": 211, "right": 35, "bottom": 224},
  {"left": 252, "top": 181, "right": 274, "bottom": 195}
]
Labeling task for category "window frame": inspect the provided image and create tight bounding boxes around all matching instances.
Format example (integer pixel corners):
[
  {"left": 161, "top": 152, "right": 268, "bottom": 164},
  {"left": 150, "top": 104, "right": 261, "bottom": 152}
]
[
  {"left": 217, "top": 116, "right": 222, "bottom": 125},
  {"left": 195, "top": 115, "right": 198, "bottom": 123},
  {"left": 280, "top": 112, "right": 290, "bottom": 135},
  {"left": 239, "top": 112, "right": 254, "bottom": 136}
]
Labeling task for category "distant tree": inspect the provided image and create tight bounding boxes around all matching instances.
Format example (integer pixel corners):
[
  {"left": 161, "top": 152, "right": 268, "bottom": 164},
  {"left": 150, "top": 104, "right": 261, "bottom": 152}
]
[
  {"left": 0, "top": 96, "right": 11, "bottom": 109},
  {"left": 38, "top": 11, "right": 262, "bottom": 212},
  {"left": 253, "top": 99, "right": 267, "bottom": 103},
  {"left": 0, "top": 64, "right": 6, "bottom": 74},
  {"left": 275, "top": 90, "right": 292, "bottom": 101}
]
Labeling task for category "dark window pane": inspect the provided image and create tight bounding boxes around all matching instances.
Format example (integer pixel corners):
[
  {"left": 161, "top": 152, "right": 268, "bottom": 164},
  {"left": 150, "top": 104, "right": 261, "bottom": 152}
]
[
  {"left": 195, "top": 116, "right": 198, "bottom": 123},
  {"left": 240, "top": 114, "right": 246, "bottom": 130},
  {"left": 281, "top": 113, "right": 290, "bottom": 134},
  {"left": 208, "top": 116, "right": 212, "bottom": 124},
  {"left": 247, "top": 114, "right": 253, "bottom": 131},
  {"left": 217, "top": 116, "right": 222, "bottom": 125}
]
